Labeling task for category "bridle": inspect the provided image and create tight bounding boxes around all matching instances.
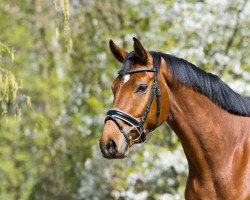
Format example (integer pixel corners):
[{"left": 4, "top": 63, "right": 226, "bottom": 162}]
[{"left": 105, "top": 52, "right": 162, "bottom": 144}]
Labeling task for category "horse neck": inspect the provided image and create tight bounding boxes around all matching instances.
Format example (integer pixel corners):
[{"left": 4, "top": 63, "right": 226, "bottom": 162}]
[{"left": 165, "top": 81, "right": 248, "bottom": 176}]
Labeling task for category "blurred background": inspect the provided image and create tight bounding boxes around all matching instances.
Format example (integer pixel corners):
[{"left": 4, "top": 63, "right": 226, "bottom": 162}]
[{"left": 0, "top": 0, "right": 249, "bottom": 199}]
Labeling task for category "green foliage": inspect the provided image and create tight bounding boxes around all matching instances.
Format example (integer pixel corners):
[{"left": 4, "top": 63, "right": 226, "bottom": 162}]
[
  {"left": 0, "top": 42, "right": 21, "bottom": 116},
  {"left": 0, "top": 0, "right": 249, "bottom": 199},
  {"left": 0, "top": 69, "right": 19, "bottom": 115}
]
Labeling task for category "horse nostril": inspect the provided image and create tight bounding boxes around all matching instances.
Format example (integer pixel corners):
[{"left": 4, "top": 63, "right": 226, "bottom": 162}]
[{"left": 106, "top": 140, "right": 117, "bottom": 155}]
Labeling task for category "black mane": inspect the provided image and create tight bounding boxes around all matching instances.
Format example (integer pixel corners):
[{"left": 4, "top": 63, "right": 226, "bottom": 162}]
[
  {"left": 160, "top": 53, "right": 250, "bottom": 116},
  {"left": 120, "top": 51, "right": 250, "bottom": 116}
]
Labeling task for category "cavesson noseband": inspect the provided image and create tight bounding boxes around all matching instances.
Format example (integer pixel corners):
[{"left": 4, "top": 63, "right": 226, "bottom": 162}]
[{"left": 105, "top": 52, "right": 162, "bottom": 143}]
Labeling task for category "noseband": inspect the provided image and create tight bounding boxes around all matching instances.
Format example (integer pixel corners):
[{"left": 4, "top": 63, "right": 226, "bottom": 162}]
[{"left": 105, "top": 52, "right": 162, "bottom": 143}]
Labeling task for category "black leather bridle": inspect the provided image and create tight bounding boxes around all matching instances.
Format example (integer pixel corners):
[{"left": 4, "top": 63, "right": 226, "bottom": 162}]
[{"left": 105, "top": 52, "right": 162, "bottom": 144}]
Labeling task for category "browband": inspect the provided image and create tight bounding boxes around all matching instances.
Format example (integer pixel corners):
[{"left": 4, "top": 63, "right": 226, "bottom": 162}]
[{"left": 124, "top": 67, "right": 157, "bottom": 74}]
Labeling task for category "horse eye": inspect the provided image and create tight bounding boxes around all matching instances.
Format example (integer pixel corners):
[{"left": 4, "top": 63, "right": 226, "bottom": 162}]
[{"left": 136, "top": 84, "right": 148, "bottom": 93}]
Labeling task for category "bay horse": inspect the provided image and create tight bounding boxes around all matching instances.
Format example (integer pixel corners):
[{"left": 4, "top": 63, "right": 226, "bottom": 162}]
[{"left": 99, "top": 37, "right": 250, "bottom": 199}]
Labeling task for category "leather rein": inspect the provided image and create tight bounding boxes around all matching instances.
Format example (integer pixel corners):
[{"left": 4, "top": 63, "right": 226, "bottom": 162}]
[{"left": 105, "top": 52, "right": 162, "bottom": 144}]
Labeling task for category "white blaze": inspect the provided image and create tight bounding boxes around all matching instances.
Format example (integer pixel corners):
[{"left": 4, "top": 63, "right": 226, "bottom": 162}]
[{"left": 123, "top": 75, "right": 130, "bottom": 83}]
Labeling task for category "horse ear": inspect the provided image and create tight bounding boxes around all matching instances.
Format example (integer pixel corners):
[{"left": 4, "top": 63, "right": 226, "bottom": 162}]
[
  {"left": 109, "top": 40, "right": 128, "bottom": 63},
  {"left": 133, "top": 37, "right": 148, "bottom": 62}
]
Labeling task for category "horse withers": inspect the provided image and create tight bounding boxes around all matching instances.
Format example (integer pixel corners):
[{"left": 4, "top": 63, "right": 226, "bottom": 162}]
[{"left": 99, "top": 38, "right": 250, "bottom": 199}]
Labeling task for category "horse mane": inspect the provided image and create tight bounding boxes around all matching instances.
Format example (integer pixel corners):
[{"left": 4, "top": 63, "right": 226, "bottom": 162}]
[{"left": 156, "top": 52, "right": 250, "bottom": 117}]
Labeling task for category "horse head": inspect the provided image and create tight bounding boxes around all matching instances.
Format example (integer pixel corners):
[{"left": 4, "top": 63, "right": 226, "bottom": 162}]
[{"left": 99, "top": 38, "right": 170, "bottom": 159}]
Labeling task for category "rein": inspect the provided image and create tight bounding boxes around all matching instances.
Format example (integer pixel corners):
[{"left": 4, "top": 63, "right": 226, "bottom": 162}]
[{"left": 105, "top": 52, "right": 162, "bottom": 143}]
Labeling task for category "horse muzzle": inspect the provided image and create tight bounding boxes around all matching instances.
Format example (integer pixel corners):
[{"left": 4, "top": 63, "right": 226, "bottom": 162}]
[{"left": 99, "top": 139, "right": 129, "bottom": 159}]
